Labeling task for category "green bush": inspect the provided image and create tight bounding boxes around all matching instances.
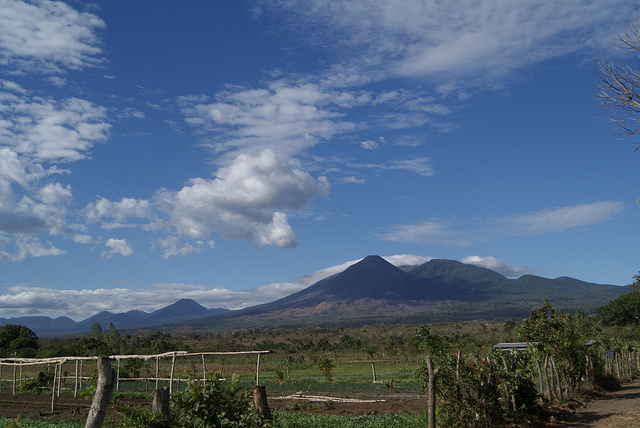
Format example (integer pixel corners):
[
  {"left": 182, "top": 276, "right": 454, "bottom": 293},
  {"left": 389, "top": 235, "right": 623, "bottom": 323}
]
[{"left": 117, "top": 375, "right": 270, "bottom": 428}]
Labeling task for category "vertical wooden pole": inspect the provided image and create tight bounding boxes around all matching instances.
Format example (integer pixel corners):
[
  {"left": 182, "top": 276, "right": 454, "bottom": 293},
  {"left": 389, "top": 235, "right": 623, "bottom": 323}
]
[
  {"left": 155, "top": 357, "right": 159, "bottom": 389},
  {"left": 169, "top": 353, "right": 176, "bottom": 395},
  {"left": 85, "top": 355, "right": 116, "bottom": 428},
  {"left": 12, "top": 365, "right": 16, "bottom": 395},
  {"left": 116, "top": 360, "right": 121, "bottom": 391},
  {"left": 51, "top": 363, "right": 58, "bottom": 413},
  {"left": 74, "top": 360, "right": 79, "bottom": 397},
  {"left": 256, "top": 353, "right": 261, "bottom": 385},
  {"left": 202, "top": 354, "right": 206, "bottom": 382},
  {"left": 57, "top": 362, "right": 63, "bottom": 396},
  {"left": 80, "top": 360, "right": 83, "bottom": 390},
  {"left": 371, "top": 362, "right": 377, "bottom": 382}
]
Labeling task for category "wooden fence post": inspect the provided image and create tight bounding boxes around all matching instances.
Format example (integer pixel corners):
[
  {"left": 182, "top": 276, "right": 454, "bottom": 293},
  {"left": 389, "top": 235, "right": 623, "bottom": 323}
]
[
  {"left": 252, "top": 385, "right": 271, "bottom": 420},
  {"left": 152, "top": 386, "right": 170, "bottom": 427},
  {"left": 85, "top": 355, "right": 115, "bottom": 428}
]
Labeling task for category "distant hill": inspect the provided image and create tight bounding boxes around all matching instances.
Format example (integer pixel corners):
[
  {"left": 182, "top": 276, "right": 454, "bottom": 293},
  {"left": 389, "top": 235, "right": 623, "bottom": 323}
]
[
  {"left": 0, "top": 299, "right": 230, "bottom": 337},
  {"left": 1, "top": 257, "right": 629, "bottom": 336},
  {"left": 185, "top": 256, "right": 629, "bottom": 331}
]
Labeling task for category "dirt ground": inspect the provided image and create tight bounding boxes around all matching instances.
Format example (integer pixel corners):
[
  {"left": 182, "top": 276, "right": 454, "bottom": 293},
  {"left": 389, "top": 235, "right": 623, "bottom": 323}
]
[
  {"left": 4, "top": 381, "right": 640, "bottom": 426},
  {"left": 544, "top": 378, "right": 640, "bottom": 428},
  {"left": 0, "top": 392, "right": 427, "bottom": 425}
]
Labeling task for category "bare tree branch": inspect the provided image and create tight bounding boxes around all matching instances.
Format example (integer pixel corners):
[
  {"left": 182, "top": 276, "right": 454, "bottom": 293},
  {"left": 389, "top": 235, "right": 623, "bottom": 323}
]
[{"left": 595, "top": 19, "right": 640, "bottom": 151}]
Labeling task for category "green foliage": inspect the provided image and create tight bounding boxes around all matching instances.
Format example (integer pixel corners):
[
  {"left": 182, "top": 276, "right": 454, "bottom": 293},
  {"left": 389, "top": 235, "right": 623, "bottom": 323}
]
[
  {"left": 120, "top": 358, "right": 143, "bottom": 378},
  {"left": 414, "top": 325, "right": 538, "bottom": 427},
  {"left": 19, "top": 368, "right": 54, "bottom": 394},
  {"left": 0, "top": 418, "right": 81, "bottom": 428},
  {"left": 597, "top": 273, "right": 640, "bottom": 326},
  {"left": 317, "top": 357, "right": 334, "bottom": 381},
  {"left": 0, "top": 325, "right": 38, "bottom": 358},
  {"left": 519, "top": 299, "right": 594, "bottom": 390},
  {"left": 274, "top": 412, "right": 427, "bottom": 427},
  {"left": 119, "top": 375, "right": 270, "bottom": 428},
  {"left": 104, "top": 323, "right": 121, "bottom": 352},
  {"left": 89, "top": 321, "right": 103, "bottom": 339}
]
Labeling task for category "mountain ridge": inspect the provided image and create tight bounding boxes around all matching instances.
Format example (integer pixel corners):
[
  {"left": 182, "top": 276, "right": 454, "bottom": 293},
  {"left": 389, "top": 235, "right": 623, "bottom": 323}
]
[{"left": 0, "top": 257, "right": 629, "bottom": 336}]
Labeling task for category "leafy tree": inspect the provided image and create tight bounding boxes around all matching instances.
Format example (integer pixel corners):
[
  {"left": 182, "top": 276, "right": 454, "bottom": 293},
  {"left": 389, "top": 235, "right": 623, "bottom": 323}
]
[
  {"left": 104, "top": 322, "right": 121, "bottom": 352},
  {"left": 317, "top": 356, "right": 334, "bottom": 381},
  {"left": 414, "top": 326, "right": 506, "bottom": 428},
  {"left": 89, "top": 321, "right": 103, "bottom": 339},
  {"left": 597, "top": 273, "right": 640, "bottom": 326},
  {"left": 0, "top": 324, "right": 38, "bottom": 357},
  {"left": 519, "top": 300, "right": 595, "bottom": 396}
]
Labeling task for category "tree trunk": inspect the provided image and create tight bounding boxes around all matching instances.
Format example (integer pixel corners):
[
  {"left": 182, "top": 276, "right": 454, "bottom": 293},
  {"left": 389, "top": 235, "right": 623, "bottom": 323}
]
[
  {"left": 426, "top": 357, "right": 439, "bottom": 428},
  {"left": 252, "top": 385, "right": 271, "bottom": 419},
  {"left": 85, "top": 356, "right": 115, "bottom": 428},
  {"left": 152, "top": 387, "right": 170, "bottom": 428}
]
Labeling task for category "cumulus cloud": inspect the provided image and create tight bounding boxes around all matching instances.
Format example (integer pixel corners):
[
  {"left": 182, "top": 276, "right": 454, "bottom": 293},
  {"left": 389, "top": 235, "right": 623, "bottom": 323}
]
[
  {"left": 0, "top": 0, "right": 105, "bottom": 74},
  {"left": 101, "top": 238, "right": 133, "bottom": 258},
  {"left": 461, "top": 256, "right": 531, "bottom": 278},
  {"left": 39, "top": 182, "right": 72, "bottom": 205},
  {"left": 158, "top": 149, "right": 328, "bottom": 248},
  {"left": 81, "top": 150, "right": 329, "bottom": 251},
  {"left": 377, "top": 201, "right": 625, "bottom": 245}
]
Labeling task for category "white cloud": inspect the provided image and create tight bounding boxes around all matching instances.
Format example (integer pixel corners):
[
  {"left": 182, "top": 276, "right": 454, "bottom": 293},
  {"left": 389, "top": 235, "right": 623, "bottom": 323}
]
[
  {"left": 377, "top": 201, "right": 625, "bottom": 245},
  {"left": 39, "top": 182, "right": 71, "bottom": 205},
  {"left": 101, "top": 238, "right": 133, "bottom": 259},
  {"left": 71, "top": 234, "right": 93, "bottom": 244},
  {"left": 501, "top": 202, "right": 625, "bottom": 235},
  {"left": 0, "top": 96, "right": 110, "bottom": 163},
  {"left": 461, "top": 256, "right": 530, "bottom": 278},
  {"left": 156, "top": 235, "right": 203, "bottom": 259},
  {"left": 157, "top": 149, "right": 328, "bottom": 248},
  {"left": 270, "top": 0, "right": 634, "bottom": 88},
  {"left": 179, "top": 82, "right": 362, "bottom": 162},
  {"left": 0, "top": 0, "right": 105, "bottom": 74},
  {"left": 85, "top": 197, "right": 153, "bottom": 223},
  {"left": 360, "top": 140, "right": 378, "bottom": 150},
  {"left": 81, "top": 150, "right": 330, "bottom": 250},
  {"left": 0, "top": 236, "right": 65, "bottom": 262}
]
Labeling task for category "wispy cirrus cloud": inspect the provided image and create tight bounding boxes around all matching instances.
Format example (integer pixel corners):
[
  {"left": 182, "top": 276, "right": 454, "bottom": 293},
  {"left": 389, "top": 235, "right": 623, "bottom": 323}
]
[
  {"left": 268, "top": 0, "right": 633, "bottom": 89},
  {"left": 376, "top": 201, "right": 625, "bottom": 246}
]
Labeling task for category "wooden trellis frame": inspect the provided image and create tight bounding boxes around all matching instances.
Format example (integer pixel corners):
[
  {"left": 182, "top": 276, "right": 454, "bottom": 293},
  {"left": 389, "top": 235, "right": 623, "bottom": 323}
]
[{"left": 0, "top": 350, "right": 269, "bottom": 409}]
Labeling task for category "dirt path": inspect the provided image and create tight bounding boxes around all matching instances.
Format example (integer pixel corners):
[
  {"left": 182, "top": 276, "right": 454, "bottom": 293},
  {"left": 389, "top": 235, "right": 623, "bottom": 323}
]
[{"left": 549, "top": 378, "right": 640, "bottom": 427}]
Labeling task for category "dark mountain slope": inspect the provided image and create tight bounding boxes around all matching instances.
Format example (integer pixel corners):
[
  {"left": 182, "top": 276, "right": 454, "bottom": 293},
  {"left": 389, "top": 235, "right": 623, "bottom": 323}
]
[
  {"left": 236, "top": 256, "right": 467, "bottom": 313},
  {"left": 410, "top": 259, "right": 628, "bottom": 315}
]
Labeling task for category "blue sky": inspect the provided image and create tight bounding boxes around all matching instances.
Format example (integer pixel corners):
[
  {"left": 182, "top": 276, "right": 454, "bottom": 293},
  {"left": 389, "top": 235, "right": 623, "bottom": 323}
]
[{"left": 1, "top": 0, "right": 640, "bottom": 320}]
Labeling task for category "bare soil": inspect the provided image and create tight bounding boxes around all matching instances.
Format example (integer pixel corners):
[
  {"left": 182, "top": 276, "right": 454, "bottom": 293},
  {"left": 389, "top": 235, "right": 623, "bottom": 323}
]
[
  {"left": 0, "top": 392, "right": 426, "bottom": 425},
  {"left": 6, "top": 381, "right": 640, "bottom": 426},
  {"left": 544, "top": 378, "right": 640, "bottom": 427}
]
